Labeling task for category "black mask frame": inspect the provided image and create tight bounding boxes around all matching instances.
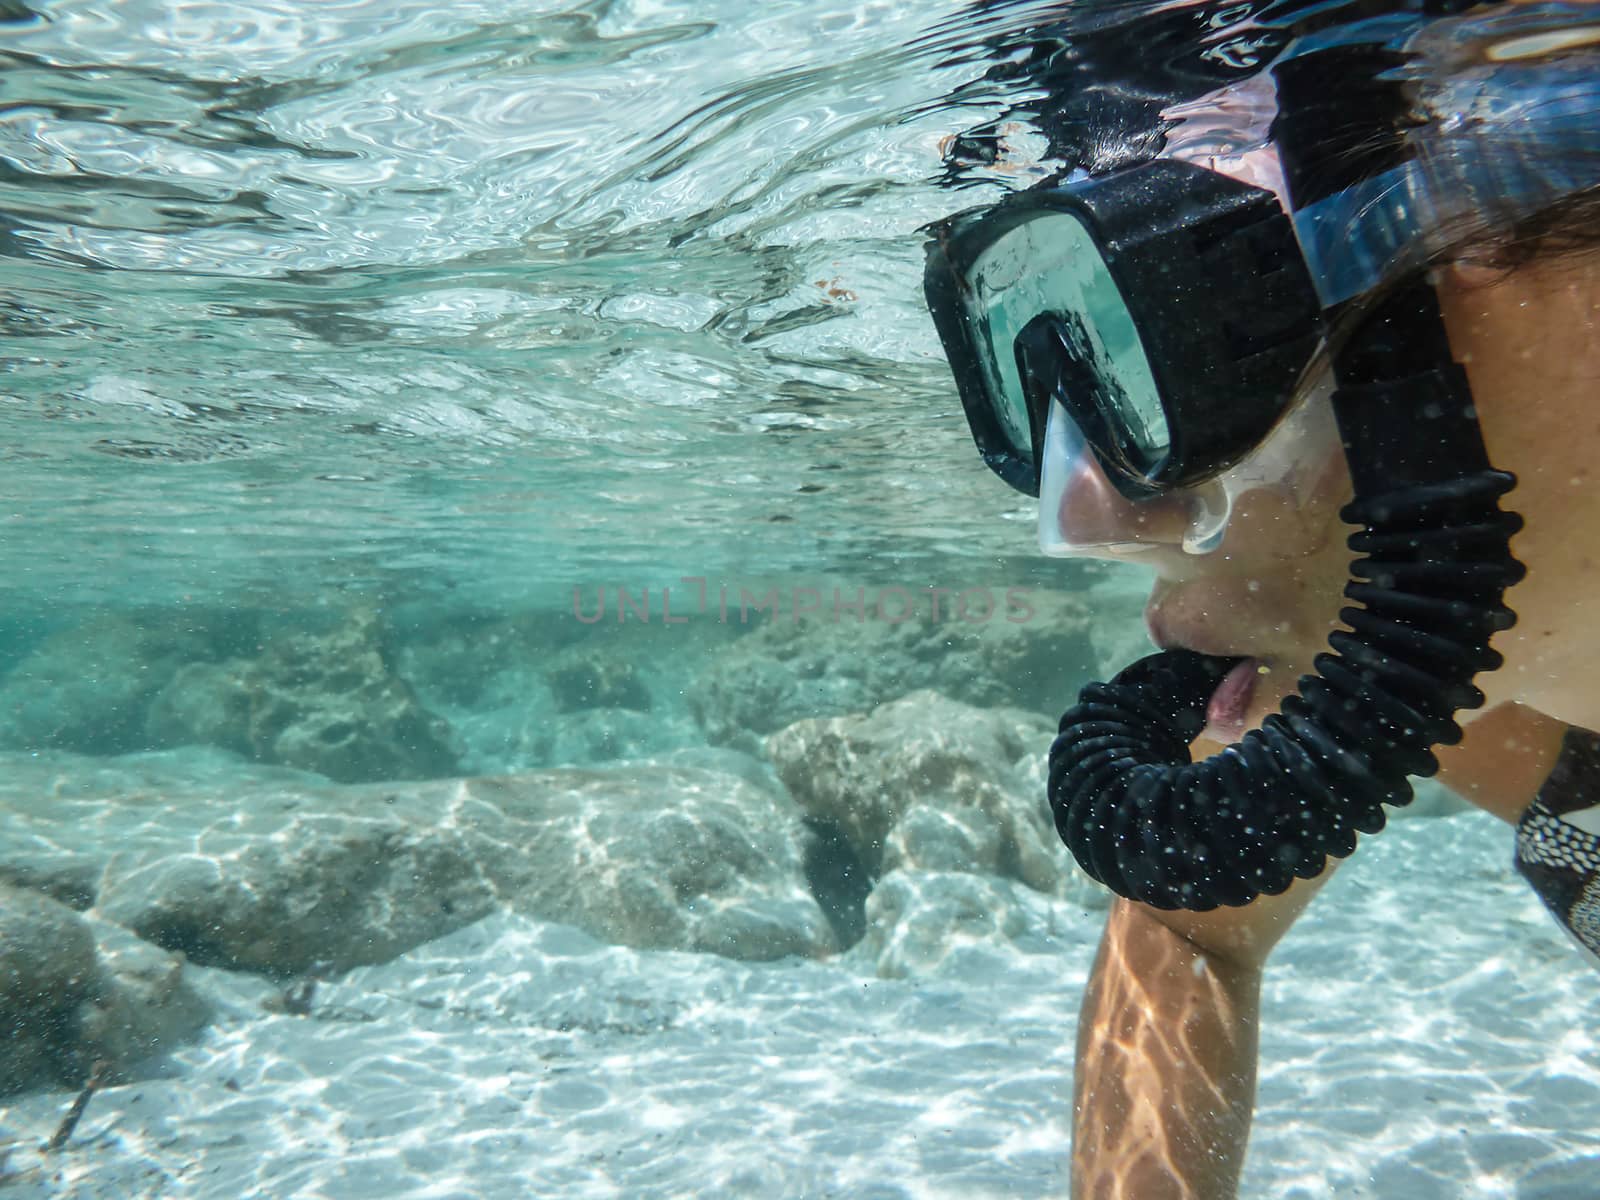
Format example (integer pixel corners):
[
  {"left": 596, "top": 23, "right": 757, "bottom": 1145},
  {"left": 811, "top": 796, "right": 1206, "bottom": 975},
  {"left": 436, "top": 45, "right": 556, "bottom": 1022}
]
[{"left": 923, "top": 159, "right": 1323, "bottom": 500}]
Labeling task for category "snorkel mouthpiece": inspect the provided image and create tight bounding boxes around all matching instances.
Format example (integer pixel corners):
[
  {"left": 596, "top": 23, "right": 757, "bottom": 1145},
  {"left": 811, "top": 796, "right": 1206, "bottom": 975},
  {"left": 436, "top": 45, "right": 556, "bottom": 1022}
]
[{"left": 1048, "top": 281, "right": 1524, "bottom": 911}]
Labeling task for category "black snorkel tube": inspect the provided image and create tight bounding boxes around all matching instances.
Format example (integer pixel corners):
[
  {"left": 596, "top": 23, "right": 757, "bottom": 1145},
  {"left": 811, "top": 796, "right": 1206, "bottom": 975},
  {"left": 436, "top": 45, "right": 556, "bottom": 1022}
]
[{"left": 1047, "top": 261, "right": 1525, "bottom": 912}]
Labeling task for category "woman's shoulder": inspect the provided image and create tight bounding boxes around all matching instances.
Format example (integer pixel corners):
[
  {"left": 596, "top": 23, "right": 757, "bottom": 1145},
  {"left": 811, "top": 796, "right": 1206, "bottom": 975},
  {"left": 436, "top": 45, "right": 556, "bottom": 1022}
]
[{"left": 1436, "top": 702, "right": 1569, "bottom": 824}]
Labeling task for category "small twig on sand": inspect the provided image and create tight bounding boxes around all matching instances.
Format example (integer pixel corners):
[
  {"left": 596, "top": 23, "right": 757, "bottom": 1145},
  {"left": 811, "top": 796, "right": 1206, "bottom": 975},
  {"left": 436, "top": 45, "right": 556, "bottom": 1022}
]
[
  {"left": 281, "top": 978, "right": 317, "bottom": 1017},
  {"left": 43, "top": 1059, "right": 109, "bottom": 1152}
]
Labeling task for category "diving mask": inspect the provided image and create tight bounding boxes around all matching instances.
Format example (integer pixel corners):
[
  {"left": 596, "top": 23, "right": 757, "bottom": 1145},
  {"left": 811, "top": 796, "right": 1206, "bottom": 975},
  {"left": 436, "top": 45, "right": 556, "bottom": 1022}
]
[
  {"left": 924, "top": 159, "right": 1324, "bottom": 555},
  {"left": 923, "top": 3, "right": 1600, "bottom": 562}
]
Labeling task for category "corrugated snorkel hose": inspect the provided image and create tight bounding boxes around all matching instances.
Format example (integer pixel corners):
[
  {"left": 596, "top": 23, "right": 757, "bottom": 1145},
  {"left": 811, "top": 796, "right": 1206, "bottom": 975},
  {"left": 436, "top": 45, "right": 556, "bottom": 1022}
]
[{"left": 1046, "top": 281, "right": 1525, "bottom": 911}]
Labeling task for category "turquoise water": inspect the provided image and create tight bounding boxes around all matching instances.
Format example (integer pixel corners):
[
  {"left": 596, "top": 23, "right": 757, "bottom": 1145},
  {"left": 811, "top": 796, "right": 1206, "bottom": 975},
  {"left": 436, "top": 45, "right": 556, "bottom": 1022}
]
[
  {"left": 0, "top": 0, "right": 1106, "bottom": 775},
  {"left": 1, "top": 0, "right": 1045, "bottom": 619},
  {"left": 3, "top": 4, "right": 1598, "bottom": 1198}
]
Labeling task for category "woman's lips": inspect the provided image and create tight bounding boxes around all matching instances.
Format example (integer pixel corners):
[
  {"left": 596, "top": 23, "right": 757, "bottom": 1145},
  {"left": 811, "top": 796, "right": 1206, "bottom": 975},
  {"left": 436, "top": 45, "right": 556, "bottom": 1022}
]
[{"left": 1143, "top": 601, "right": 1243, "bottom": 660}]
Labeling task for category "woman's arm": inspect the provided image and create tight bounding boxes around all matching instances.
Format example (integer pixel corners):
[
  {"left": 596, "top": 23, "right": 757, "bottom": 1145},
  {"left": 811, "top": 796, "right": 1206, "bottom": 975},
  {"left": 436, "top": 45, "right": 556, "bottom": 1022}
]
[
  {"left": 1070, "top": 703, "right": 1566, "bottom": 1198},
  {"left": 1072, "top": 865, "right": 1330, "bottom": 1199}
]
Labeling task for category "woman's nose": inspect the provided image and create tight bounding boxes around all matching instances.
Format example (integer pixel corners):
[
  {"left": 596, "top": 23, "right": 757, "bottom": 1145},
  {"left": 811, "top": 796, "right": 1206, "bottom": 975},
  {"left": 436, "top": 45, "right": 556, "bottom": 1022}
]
[{"left": 1040, "top": 451, "right": 1197, "bottom": 556}]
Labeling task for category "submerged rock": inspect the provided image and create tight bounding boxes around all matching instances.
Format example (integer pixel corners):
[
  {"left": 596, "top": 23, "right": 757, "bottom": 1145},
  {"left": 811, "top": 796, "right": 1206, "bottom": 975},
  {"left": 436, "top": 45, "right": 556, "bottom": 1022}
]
[
  {"left": 479, "top": 705, "right": 702, "bottom": 772},
  {"left": 470, "top": 767, "right": 833, "bottom": 962},
  {"left": 766, "top": 690, "right": 1078, "bottom": 896},
  {"left": 391, "top": 609, "right": 734, "bottom": 775},
  {"left": 845, "top": 869, "right": 1091, "bottom": 979},
  {"left": 0, "top": 614, "right": 223, "bottom": 755},
  {"left": 545, "top": 653, "right": 653, "bottom": 713},
  {"left": 0, "top": 884, "right": 208, "bottom": 1097},
  {"left": 1, "top": 751, "right": 831, "bottom": 982},
  {"left": 95, "top": 804, "right": 500, "bottom": 978},
  {"left": 688, "top": 590, "right": 1107, "bottom": 752},
  {"left": 0, "top": 885, "right": 98, "bottom": 1094},
  {"left": 766, "top": 690, "right": 1112, "bottom": 963},
  {"left": 145, "top": 608, "right": 459, "bottom": 783}
]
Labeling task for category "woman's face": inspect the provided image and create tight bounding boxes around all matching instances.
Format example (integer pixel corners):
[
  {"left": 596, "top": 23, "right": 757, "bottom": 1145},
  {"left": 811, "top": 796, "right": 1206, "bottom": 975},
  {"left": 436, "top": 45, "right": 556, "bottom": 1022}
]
[{"left": 1043, "top": 383, "right": 1359, "bottom": 743}]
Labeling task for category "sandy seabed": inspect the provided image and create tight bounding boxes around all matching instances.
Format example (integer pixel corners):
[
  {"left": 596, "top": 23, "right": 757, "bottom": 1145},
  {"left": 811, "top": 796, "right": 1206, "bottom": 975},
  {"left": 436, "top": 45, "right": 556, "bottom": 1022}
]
[{"left": 1, "top": 812, "right": 1596, "bottom": 1200}]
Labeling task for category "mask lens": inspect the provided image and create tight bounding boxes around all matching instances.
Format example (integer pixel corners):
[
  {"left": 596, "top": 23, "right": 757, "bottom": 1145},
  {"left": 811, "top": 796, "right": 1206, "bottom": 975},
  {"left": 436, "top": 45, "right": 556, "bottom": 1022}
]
[
  {"left": 1015, "top": 312, "right": 1172, "bottom": 486},
  {"left": 963, "top": 210, "right": 1165, "bottom": 488}
]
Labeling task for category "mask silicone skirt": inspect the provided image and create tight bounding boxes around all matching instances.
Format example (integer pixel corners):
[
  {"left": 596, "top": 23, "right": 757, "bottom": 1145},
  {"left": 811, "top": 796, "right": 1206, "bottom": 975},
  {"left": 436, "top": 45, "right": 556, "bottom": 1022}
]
[{"left": 1036, "top": 379, "right": 1345, "bottom": 559}]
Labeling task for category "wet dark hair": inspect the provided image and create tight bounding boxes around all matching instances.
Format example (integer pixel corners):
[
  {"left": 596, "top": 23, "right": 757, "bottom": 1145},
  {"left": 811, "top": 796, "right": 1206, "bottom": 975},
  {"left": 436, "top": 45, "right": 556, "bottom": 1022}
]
[{"left": 1451, "top": 185, "right": 1600, "bottom": 274}]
